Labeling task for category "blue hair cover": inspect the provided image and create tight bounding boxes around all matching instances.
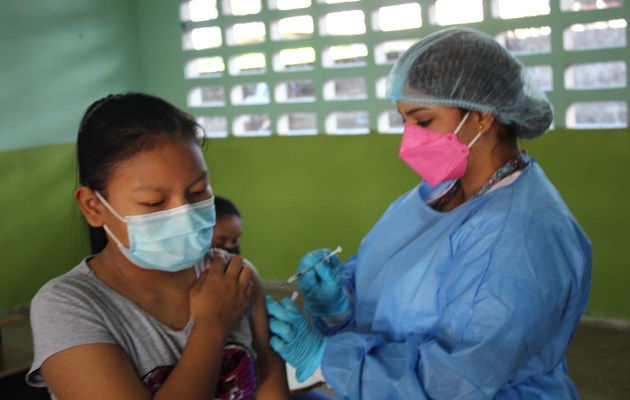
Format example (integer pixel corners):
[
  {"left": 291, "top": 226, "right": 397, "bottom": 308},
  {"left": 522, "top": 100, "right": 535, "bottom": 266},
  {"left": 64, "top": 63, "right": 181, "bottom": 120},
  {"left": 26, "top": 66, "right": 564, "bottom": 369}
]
[{"left": 387, "top": 28, "right": 553, "bottom": 138}]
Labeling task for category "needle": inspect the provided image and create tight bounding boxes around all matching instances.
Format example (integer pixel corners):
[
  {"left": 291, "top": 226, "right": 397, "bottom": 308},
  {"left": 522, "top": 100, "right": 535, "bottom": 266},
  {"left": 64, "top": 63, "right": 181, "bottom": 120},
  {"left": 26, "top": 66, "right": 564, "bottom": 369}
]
[{"left": 279, "top": 246, "right": 343, "bottom": 288}]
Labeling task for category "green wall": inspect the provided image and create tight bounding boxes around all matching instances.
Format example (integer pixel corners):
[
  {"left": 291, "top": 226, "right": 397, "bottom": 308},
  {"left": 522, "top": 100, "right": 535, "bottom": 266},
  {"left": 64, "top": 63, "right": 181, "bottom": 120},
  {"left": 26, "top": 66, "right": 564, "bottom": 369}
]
[
  {"left": 0, "top": 144, "right": 87, "bottom": 305},
  {"left": 2, "top": 131, "right": 629, "bottom": 318},
  {"left": 201, "top": 129, "right": 630, "bottom": 319},
  {"left": 0, "top": 0, "right": 141, "bottom": 151},
  {"left": 0, "top": 0, "right": 629, "bottom": 320},
  {"left": 0, "top": 0, "right": 140, "bottom": 304}
]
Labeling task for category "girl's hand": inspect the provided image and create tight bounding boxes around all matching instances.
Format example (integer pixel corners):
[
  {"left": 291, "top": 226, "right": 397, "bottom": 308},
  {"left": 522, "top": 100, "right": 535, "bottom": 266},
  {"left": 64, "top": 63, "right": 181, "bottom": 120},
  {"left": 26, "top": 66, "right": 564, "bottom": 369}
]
[{"left": 189, "top": 254, "right": 253, "bottom": 333}]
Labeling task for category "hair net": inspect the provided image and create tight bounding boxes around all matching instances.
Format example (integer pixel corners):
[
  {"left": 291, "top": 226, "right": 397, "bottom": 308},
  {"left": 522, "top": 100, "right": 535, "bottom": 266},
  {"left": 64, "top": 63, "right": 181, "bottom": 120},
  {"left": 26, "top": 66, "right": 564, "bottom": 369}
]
[{"left": 387, "top": 28, "right": 553, "bottom": 139}]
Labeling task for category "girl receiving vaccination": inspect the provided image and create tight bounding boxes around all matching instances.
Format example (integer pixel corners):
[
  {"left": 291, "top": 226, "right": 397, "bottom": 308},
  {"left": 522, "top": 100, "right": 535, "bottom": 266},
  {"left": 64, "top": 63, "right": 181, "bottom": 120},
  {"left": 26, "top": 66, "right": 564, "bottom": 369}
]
[{"left": 27, "top": 93, "right": 291, "bottom": 400}]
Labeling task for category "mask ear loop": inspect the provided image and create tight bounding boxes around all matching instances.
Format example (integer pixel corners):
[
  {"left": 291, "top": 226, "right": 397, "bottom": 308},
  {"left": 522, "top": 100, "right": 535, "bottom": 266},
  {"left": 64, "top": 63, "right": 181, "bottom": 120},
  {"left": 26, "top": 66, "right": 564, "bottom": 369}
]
[
  {"left": 94, "top": 191, "right": 129, "bottom": 249},
  {"left": 454, "top": 112, "right": 483, "bottom": 148},
  {"left": 468, "top": 124, "right": 484, "bottom": 148},
  {"left": 94, "top": 191, "right": 126, "bottom": 222},
  {"left": 101, "top": 224, "right": 127, "bottom": 249},
  {"left": 453, "top": 111, "right": 471, "bottom": 135}
]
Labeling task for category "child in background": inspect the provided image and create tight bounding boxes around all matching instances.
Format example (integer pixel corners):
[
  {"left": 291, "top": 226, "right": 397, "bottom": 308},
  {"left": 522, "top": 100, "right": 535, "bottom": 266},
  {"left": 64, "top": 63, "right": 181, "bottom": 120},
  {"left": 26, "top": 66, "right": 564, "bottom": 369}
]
[{"left": 211, "top": 196, "right": 243, "bottom": 255}]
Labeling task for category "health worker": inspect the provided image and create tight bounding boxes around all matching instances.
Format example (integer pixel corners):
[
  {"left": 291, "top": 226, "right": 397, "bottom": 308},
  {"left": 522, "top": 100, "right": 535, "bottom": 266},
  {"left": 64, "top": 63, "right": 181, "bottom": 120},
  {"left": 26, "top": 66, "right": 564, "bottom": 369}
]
[{"left": 266, "top": 27, "right": 592, "bottom": 399}]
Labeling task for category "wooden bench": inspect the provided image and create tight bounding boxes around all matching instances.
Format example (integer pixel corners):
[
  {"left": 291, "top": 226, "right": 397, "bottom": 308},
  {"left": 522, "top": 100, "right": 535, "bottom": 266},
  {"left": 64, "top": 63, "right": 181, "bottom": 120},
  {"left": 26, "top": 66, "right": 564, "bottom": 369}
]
[{"left": 0, "top": 313, "right": 33, "bottom": 379}]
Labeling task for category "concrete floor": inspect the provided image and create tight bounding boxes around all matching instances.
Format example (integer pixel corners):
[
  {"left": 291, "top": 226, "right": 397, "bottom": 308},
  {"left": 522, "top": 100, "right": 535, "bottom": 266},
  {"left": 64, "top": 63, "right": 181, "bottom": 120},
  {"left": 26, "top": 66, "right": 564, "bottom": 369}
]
[
  {"left": 564, "top": 319, "right": 630, "bottom": 400},
  {"left": 1, "top": 310, "right": 628, "bottom": 399}
]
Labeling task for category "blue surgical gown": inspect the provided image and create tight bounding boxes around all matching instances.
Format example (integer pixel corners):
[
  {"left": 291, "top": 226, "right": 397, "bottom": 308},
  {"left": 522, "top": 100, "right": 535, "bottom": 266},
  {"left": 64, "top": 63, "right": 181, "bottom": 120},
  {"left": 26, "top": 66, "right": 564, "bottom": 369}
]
[{"left": 317, "top": 159, "right": 592, "bottom": 399}]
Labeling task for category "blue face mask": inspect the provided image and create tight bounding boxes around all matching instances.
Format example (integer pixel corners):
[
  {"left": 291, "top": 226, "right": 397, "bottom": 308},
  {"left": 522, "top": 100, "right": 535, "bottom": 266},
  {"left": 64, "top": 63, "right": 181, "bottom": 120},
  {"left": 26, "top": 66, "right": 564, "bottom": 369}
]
[{"left": 95, "top": 191, "right": 216, "bottom": 272}]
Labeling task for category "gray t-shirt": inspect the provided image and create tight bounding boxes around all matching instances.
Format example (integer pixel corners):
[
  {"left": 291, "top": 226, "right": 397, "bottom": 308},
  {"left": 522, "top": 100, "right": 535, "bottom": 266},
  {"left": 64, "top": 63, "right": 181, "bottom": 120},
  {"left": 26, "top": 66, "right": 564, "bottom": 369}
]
[{"left": 27, "top": 257, "right": 257, "bottom": 398}]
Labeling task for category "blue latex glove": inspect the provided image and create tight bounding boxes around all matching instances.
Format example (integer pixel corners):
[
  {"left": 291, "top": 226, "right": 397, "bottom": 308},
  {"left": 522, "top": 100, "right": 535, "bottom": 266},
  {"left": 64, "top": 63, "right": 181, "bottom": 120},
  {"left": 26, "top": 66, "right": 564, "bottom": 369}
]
[
  {"left": 297, "top": 249, "right": 349, "bottom": 317},
  {"left": 265, "top": 296, "right": 327, "bottom": 383}
]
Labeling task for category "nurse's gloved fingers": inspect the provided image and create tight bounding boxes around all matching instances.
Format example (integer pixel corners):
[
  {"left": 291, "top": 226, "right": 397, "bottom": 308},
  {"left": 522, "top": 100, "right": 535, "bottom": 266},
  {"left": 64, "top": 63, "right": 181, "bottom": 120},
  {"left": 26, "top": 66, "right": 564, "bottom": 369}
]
[
  {"left": 265, "top": 296, "right": 285, "bottom": 318},
  {"left": 298, "top": 249, "right": 330, "bottom": 272},
  {"left": 297, "top": 269, "right": 318, "bottom": 292},
  {"left": 312, "top": 262, "right": 337, "bottom": 281},
  {"left": 269, "top": 318, "right": 296, "bottom": 342},
  {"left": 278, "top": 297, "right": 301, "bottom": 313},
  {"left": 265, "top": 296, "right": 301, "bottom": 320},
  {"left": 322, "top": 252, "right": 340, "bottom": 269},
  {"left": 269, "top": 335, "right": 290, "bottom": 355}
]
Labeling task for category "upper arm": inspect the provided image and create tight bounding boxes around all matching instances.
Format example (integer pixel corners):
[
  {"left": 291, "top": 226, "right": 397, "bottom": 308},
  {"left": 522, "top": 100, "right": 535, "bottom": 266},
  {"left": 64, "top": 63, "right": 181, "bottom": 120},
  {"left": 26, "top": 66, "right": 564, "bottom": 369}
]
[
  {"left": 41, "top": 343, "right": 150, "bottom": 400},
  {"left": 246, "top": 268, "right": 291, "bottom": 400}
]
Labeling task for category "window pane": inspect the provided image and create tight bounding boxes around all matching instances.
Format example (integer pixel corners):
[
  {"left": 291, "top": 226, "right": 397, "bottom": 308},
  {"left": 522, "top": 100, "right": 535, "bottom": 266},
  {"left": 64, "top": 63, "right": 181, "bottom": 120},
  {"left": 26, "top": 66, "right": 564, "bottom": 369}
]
[
  {"left": 273, "top": 47, "right": 316, "bottom": 71},
  {"left": 374, "top": 39, "right": 418, "bottom": 65},
  {"left": 188, "top": 86, "right": 225, "bottom": 107},
  {"left": 497, "top": 27, "right": 552, "bottom": 55},
  {"left": 197, "top": 116, "right": 228, "bottom": 138},
  {"left": 277, "top": 113, "right": 318, "bottom": 135},
  {"left": 378, "top": 110, "right": 404, "bottom": 134},
  {"left": 321, "top": 10, "right": 366, "bottom": 36},
  {"left": 375, "top": 76, "right": 388, "bottom": 99},
  {"left": 526, "top": 65, "right": 554, "bottom": 91},
  {"left": 183, "top": 27, "right": 222, "bottom": 50},
  {"left": 233, "top": 114, "right": 272, "bottom": 136},
  {"left": 185, "top": 57, "right": 225, "bottom": 79},
  {"left": 323, "top": 77, "right": 367, "bottom": 100},
  {"left": 227, "top": 22, "right": 266, "bottom": 45},
  {"left": 566, "top": 101, "right": 627, "bottom": 128},
  {"left": 375, "top": 3, "right": 422, "bottom": 32},
  {"left": 271, "top": 16, "right": 314, "bottom": 41},
  {"left": 322, "top": 44, "right": 368, "bottom": 68},
  {"left": 433, "top": 0, "right": 483, "bottom": 26},
  {"left": 564, "top": 20, "right": 627, "bottom": 50},
  {"left": 561, "top": 0, "right": 623, "bottom": 12},
  {"left": 275, "top": 80, "right": 316, "bottom": 102},
  {"left": 565, "top": 62, "right": 627, "bottom": 89},
  {"left": 270, "top": 0, "right": 311, "bottom": 10},
  {"left": 231, "top": 83, "right": 270, "bottom": 105},
  {"left": 494, "top": 0, "right": 550, "bottom": 19},
  {"left": 181, "top": 0, "right": 218, "bottom": 22},
  {"left": 326, "top": 111, "right": 370, "bottom": 135},
  {"left": 228, "top": 53, "right": 266, "bottom": 75},
  {"left": 223, "top": 0, "right": 261, "bottom": 16}
]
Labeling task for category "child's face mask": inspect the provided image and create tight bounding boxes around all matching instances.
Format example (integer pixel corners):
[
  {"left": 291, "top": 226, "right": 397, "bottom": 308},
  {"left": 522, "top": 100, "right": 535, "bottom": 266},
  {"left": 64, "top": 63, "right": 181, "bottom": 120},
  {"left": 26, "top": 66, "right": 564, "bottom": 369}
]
[{"left": 95, "top": 191, "right": 215, "bottom": 272}]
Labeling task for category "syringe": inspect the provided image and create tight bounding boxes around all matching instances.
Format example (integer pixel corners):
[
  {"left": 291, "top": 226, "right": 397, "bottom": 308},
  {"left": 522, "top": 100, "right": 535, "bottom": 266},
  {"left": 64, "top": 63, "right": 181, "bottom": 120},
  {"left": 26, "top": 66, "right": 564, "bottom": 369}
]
[{"left": 279, "top": 246, "right": 343, "bottom": 288}]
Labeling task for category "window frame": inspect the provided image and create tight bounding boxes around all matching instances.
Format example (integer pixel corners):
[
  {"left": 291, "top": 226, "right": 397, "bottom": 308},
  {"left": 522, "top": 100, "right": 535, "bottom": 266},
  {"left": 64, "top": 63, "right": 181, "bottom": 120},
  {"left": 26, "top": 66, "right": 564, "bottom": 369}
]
[{"left": 179, "top": 0, "right": 630, "bottom": 136}]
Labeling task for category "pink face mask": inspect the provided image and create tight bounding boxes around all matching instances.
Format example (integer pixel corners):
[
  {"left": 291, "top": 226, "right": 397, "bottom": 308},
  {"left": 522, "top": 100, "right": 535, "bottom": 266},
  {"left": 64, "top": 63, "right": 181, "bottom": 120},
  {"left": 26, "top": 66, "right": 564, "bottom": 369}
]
[{"left": 398, "top": 112, "right": 483, "bottom": 186}]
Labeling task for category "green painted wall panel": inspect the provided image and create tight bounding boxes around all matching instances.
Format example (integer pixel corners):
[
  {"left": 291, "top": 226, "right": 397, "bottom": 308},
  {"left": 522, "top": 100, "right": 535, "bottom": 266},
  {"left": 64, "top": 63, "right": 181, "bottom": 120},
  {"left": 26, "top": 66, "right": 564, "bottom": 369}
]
[
  {"left": 0, "top": 144, "right": 89, "bottom": 307},
  {"left": 2, "top": 130, "right": 627, "bottom": 319},
  {"left": 527, "top": 130, "right": 630, "bottom": 318},
  {"left": 0, "top": 0, "right": 141, "bottom": 151},
  {"left": 203, "top": 129, "right": 630, "bottom": 320},
  {"left": 135, "top": 0, "right": 188, "bottom": 108}
]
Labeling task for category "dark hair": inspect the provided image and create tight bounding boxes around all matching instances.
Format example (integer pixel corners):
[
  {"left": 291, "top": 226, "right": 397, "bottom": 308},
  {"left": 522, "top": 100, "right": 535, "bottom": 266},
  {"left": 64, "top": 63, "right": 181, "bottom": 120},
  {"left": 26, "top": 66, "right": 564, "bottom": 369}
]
[
  {"left": 215, "top": 196, "right": 241, "bottom": 220},
  {"left": 77, "top": 92, "right": 203, "bottom": 254}
]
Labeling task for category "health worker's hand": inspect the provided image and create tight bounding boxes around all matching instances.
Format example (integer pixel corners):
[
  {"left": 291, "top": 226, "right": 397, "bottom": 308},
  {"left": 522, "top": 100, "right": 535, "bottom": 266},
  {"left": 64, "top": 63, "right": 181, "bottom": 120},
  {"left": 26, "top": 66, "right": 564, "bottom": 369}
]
[
  {"left": 297, "top": 249, "right": 349, "bottom": 317},
  {"left": 265, "top": 296, "right": 326, "bottom": 383}
]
